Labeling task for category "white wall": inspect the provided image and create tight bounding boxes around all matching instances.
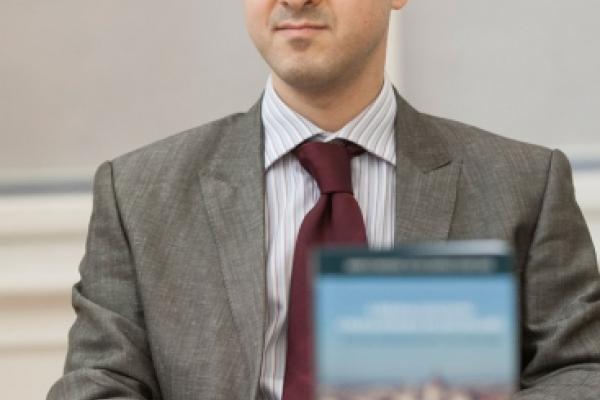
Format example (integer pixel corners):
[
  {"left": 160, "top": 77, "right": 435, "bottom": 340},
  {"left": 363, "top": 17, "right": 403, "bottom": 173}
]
[
  {"left": 389, "top": 1, "right": 600, "bottom": 154},
  {"left": 0, "top": 1, "right": 267, "bottom": 174}
]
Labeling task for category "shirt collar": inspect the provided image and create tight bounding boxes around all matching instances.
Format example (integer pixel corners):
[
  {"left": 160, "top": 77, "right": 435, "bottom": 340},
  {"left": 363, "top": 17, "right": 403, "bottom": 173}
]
[{"left": 262, "top": 75, "right": 397, "bottom": 169}]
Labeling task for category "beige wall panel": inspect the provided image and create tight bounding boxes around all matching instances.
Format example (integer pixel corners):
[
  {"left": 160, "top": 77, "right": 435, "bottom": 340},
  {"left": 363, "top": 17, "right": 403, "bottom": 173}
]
[{"left": 1, "top": 349, "right": 69, "bottom": 399}]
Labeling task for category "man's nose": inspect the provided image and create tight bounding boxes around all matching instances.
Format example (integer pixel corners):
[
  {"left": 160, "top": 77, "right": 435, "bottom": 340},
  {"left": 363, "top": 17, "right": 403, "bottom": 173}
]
[{"left": 279, "top": 0, "right": 319, "bottom": 12}]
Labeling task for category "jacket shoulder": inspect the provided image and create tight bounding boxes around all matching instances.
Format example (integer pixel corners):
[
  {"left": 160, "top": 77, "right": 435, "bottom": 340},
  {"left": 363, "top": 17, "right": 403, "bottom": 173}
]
[
  {"left": 420, "top": 114, "right": 565, "bottom": 234},
  {"left": 97, "top": 110, "right": 255, "bottom": 214},
  {"left": 422, "top": 113, "right": 554, "bottom": 172},
  {"left": 110, "top": 111, "right": 247, "bottom": 176}
]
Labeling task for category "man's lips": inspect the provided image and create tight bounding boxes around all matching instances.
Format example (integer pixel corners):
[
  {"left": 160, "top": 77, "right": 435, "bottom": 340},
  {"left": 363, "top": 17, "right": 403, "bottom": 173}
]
[{"left": 274, "top": 22, "right": 328, "bottom": 35}]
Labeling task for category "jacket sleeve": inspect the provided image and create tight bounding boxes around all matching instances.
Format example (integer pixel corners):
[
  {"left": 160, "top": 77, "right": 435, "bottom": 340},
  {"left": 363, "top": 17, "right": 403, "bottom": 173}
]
[
  {"left": 513, "top": 150, "right": 600, "bottom": 400},
  {"left": 47, "top": 161, "right": 162, "bottom": 400}
]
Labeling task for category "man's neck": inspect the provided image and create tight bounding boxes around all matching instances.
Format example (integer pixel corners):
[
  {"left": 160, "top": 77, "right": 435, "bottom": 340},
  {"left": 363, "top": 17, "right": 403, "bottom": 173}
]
[{"left": 271, "top": 68, "right": 386, "bottom": 133}]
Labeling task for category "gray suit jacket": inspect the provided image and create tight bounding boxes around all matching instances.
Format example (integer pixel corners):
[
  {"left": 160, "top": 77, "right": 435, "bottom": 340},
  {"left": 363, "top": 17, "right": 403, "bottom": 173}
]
[{"left": 48, "top": 93, "right": 600, "bottom": 400}]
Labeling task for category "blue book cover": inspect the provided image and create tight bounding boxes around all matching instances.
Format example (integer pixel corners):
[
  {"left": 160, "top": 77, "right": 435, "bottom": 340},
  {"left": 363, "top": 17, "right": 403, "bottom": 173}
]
[{"left": 313, "top": 241, "right": 518, "bottom": 400}]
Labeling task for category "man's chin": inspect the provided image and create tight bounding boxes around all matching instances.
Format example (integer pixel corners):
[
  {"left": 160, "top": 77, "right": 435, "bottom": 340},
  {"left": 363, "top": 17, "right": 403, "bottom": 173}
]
[
  {"left": 271, "top": 58, "right": 341, "bottom": 90},
  {"left": 285, "top": 37, "right": 314, "bottom": 52},
  {"left": 274, "top": 68, "right": 337, "bottom": 92}
]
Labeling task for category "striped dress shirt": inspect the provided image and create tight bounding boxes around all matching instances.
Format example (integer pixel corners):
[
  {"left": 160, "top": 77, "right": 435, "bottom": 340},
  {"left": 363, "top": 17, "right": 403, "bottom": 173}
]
[{"left": 260, "top": 76, "right": 397, "bottom": 400}]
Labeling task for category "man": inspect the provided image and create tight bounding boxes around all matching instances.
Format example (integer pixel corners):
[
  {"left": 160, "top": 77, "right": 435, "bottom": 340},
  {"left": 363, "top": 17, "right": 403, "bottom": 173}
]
[{"left": 48, "top": 0, "right": 600, "bottom": 399}]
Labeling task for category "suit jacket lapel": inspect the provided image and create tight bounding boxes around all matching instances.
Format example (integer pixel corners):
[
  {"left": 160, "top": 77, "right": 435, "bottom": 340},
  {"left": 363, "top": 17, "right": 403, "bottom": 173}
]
[
  {"left": 393, "top": 92, "right": 462, "bottom": 242},
  {"left": 197, "top": 100, "right": 266, "bottom": 382}
]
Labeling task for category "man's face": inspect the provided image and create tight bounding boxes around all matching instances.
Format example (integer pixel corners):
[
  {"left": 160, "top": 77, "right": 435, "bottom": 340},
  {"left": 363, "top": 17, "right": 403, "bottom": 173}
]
[{"left": 244, "top": 0, "right": 407, "bottom": 91}]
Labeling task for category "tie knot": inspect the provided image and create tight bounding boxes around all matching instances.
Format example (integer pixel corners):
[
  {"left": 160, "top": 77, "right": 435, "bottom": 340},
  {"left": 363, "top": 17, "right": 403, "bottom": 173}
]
[{"left": 293, "top": 140, "right": 364, "bottom": 194}]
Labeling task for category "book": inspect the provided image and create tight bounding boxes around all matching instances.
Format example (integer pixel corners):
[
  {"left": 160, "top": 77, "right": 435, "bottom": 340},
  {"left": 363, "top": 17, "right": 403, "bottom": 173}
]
[{"left": 313, "top": 240, "right": 518, "bottom": 400}]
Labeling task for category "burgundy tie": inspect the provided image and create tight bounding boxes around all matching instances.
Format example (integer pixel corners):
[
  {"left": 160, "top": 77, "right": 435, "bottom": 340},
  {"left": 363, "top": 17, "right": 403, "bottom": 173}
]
[{"left": 282, "top": 140, "right": 368, "bottom": 400}]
